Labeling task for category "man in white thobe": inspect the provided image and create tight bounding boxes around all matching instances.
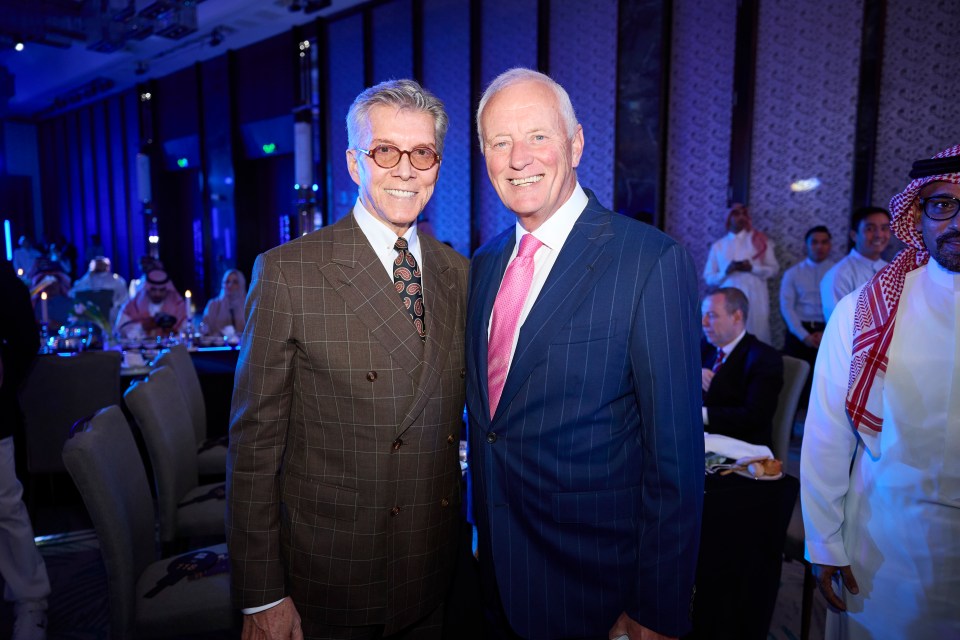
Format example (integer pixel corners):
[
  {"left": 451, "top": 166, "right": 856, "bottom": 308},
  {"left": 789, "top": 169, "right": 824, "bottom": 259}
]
[
  {"left": 69, "top": 256, "right": 129, "bottom": 325},
  {"left": 801, "top": 144, "right": 960, "bottom": 639},
  {"left": 704, "top": 203, "right": 779, "bottom": 343}
]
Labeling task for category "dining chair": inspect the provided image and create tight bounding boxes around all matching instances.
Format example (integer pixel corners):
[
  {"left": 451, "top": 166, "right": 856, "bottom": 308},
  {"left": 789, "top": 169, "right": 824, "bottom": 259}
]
[
  {"left": 19, "top": 350, "right": 123, "bottom": 475},
  {"left": 62, "top": 405, "right": 235, "bottom": 639},
  {"left": 771, "top": 355, "right": 810, "bottom": 462},
  {"left": 775, "top": 355, "right": 815, "bottom": 640},
  {"left": 123, "top": 366, "right": 227, "bottom": 547},
  {"left": 154, "top": 344, "right": 227, "bottom": 477}
]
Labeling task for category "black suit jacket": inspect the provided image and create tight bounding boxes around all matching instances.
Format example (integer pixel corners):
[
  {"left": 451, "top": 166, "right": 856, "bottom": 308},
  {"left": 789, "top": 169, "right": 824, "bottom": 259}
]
[
  {"left": 701, "top": 333, "right": 783, "bottom": 448},
  {"left": 0, "top": 260, "right": 39, "bottom": 441}
]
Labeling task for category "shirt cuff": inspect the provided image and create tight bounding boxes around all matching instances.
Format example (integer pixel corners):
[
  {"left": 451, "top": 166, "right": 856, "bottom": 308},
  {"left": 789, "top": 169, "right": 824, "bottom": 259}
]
[
  {"left": 702, "top": 406, "right": 709, "bottom": 425},
  {"left": 242, "top": 598, "right": 286, "bottom": 615}
]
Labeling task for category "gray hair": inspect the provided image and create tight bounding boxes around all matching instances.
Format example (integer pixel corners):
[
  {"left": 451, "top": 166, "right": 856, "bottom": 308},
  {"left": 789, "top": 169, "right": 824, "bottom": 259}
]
[
  {"left": 708, "top": 286, "right": 750, "bottom": 322},
  {"left": 476, "top": 68, "right": 578, "bottom": 152},
  {"left": 346, "top": 79, "right": 449, "bottom": 155}
]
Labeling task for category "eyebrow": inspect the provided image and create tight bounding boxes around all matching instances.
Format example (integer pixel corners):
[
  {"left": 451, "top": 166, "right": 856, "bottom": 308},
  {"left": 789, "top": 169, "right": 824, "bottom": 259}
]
[{"left": 369, "top": 137, "right": 436, "bottom": 150}]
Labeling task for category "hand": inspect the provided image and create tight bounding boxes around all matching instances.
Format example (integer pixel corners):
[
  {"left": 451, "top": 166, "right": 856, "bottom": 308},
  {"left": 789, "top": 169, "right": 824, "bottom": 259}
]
[
  {"left": 609, "top": 611, "right": 677, "bottom": 640},
  {"left": 812, "top": 563, "right": 859, "bottom": 612},
  {"left": 242, "top": 598, "right": 303, "bottom": 640},
  {"left": 803, "top": 332, "right": 823, "bottom": 348},
  {"left": 701, "top": 368, "right": 715, "bottom": 393}
]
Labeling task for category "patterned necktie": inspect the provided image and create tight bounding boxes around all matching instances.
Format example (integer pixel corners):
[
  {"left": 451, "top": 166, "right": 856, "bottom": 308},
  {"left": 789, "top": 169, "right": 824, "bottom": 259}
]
[
  {"left": 393, "top": 237, "right": 425, "bottom": 338},
  {"left": 487, "top": 233, "right": 543, "bottom": 417},
  {"left": 712, "top": 348, "right": 726, "bottom": 373}
]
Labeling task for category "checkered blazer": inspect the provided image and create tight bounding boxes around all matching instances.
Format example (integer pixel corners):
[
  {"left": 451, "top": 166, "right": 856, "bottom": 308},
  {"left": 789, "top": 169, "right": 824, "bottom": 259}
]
[{"left": 227, "top": 213, "right": 468, "bottom": 634}]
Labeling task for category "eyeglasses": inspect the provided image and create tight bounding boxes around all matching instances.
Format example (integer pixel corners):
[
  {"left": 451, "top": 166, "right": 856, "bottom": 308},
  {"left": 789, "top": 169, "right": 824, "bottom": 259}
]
[
  {"left": 920, "top": 195, "right": 960, "bottom": 221},
  {"left": 355, "top": 144, "right": 440, "bottom": 171}
]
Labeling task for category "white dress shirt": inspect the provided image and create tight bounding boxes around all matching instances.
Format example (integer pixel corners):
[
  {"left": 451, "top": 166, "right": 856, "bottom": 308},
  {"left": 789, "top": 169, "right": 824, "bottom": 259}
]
[
  {"left": 488, "top": 183, "right": 589, "bottom": 373},
  {"left": 819, "top": 249, "right": 887, "bottom": 321},
  {"left": 779, "top": 257, "right": 835, "bottom": 340}
]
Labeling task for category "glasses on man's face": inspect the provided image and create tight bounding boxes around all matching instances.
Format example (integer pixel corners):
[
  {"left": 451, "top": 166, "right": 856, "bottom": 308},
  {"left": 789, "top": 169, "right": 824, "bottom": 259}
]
[
  {"left": 920, "top": 195, "right": 960, "bottom": 221},
  {"left": 355, "top": 144, "right": 440, "bottom": 171}
]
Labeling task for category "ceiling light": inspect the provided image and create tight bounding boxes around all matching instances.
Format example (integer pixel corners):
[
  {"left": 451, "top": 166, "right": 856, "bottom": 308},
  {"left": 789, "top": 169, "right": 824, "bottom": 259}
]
[{"left": 14, "top": 42, "right": 25, "bottom": 52}]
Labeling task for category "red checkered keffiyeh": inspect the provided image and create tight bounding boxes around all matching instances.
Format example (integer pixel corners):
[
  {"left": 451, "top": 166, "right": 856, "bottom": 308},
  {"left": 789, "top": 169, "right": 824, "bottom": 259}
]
[
  {"left": 726, "top": 203, "right": 769, "bottom": 260},
  {"left": 846, "top": 144, "right": 960, "bottom": 449}
]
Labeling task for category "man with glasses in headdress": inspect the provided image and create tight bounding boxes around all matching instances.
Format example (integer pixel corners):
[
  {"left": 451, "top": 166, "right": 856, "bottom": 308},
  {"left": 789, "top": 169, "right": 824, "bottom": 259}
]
[
  {"left": 227, "top": 79, "right": 468, "bottom": 640},
  {"left": 801, "top": 144, "right": 960, "bottom": 638}
]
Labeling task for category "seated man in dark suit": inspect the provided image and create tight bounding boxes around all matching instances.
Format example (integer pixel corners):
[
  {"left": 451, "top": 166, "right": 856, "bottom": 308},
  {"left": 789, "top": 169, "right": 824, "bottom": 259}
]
[{"left": 701, "top": 286, "right": 783, "bottom": 448}]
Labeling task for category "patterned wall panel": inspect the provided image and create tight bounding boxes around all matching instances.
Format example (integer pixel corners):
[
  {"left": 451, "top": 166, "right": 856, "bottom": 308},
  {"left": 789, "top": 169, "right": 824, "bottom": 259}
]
[
  {"left": 749, "top": 0, "right": 863, "bottom": 347},
  {"left": 372, "top": 0, "right": 413, "bottom": 83},
  {"left": 664, "top": 0, "right": 737, "bottom": 278},
  {"left": 548, "top": 0, "right": 618, "bottom": 208},
  {"left": 476, "top": 0, "right": 539, "bottom": 246},
  {"left": 872, "top": 0, "right": 960, "bottom": 211},
  {"left": 421, "top": 0, "right": 471, "bottom": 255},
  {"left": 325, "top": 14, "right": 366, "bottom": 223}
]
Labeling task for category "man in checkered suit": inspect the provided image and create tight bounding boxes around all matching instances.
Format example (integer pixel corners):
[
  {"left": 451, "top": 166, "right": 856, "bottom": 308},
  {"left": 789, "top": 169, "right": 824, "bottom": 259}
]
[{"left": 227, "top": 79, "right": 468, "bottom": 640}]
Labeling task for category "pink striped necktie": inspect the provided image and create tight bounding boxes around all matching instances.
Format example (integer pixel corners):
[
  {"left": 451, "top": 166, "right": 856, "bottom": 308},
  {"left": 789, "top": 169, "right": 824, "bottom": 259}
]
[
  {"left": 712, "top": 348, "right": 726, "bottom": 373},
  {"left": 487, "top": 233, "right": 543, "bottom": 417}
]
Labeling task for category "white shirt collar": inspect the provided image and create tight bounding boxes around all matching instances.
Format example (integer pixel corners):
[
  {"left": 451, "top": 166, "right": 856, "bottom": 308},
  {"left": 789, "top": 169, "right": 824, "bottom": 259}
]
[
  {"left": 717, "top": 328, "right": 747, "bottom": 355},
  {"left": 513, "top": 182, "right": 588, "bottom": 252},
  {"left": 928, "top": 256, "right": 960, "bottom": 291},
  {"left": 850, "top": 247, "right": 884, "bottom": 266}
]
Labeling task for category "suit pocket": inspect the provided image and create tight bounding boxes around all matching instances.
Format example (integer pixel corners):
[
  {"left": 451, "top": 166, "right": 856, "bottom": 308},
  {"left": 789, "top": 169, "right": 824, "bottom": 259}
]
[
  {"left": 283, "top": 471, "right": 359, "bottom": 523},
  {"left": 549, "top": 319, "right": 618, "bottom": 345},
  {"left": 551, "top": 485, "right": 640, "bottom": 524}
]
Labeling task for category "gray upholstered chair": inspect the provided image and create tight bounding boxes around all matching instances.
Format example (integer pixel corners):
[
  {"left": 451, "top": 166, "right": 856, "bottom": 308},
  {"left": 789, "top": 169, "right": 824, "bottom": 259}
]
[
  {"left": 124, "top": 366, "right": 226, "bottom": 545},
  {"left": 771, "top": 355, "right": 811, "bottom": 462},
  {"left": 19, "top": 350, "right": 122, "bottom": 475},
  {"left": 154, "top": 344, "right": 227, "bottom": 477},
  {"left": 62, "top": 405, "right": 235, "bottom": 639}
]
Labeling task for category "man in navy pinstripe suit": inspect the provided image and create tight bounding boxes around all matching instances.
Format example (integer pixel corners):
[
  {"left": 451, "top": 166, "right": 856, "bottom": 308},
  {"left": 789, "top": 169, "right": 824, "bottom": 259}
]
[{"left": 466, "top": 68, "right": 704, "bottom": 640}]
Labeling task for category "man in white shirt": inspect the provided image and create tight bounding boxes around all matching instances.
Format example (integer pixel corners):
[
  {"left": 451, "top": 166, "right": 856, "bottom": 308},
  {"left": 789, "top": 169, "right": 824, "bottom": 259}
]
[
  {"left": 703, "top": 204, "right": 779, "bottom": 343},
  {"left": 779, "top": 225, "right": 834, "bottom": 405},
  {"left": 69, "top": 256, "right": 129, "bottom": 325},
  {"left": 227, "top": 79, "right": 468, "bottom": 640},
  {"left": 819, "top": 207, "right": 890, "bottom": 320},
  {"left": 801, "top": 144, "right": 960, "bottom": 638}
]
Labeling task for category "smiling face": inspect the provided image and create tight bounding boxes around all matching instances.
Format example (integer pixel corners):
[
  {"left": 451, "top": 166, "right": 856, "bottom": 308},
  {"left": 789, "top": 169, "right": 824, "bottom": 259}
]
[
  {"left": 480, "top": 79, "right": 583, "bottom": 231},
  {"left": 917, "top": 181, "right": 960, "bottom": 272},
  {"left": 347, "top": 105, "right": 440, "bottom": 236},
  {"left": 851, "top": 212, "right": 891, "bottom": 260}
]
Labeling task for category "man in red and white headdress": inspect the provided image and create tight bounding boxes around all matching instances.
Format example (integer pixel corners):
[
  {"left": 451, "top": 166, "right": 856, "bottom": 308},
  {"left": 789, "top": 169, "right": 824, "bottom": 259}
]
[
  {"left": 115, "top": 268, "right": 186, "bottom": 339},
  {"left": 703, "top": 203, "right": 779, "bottom": 343},
  {"left": 800, "top": 144, "right": 960, "bottom": 638}
]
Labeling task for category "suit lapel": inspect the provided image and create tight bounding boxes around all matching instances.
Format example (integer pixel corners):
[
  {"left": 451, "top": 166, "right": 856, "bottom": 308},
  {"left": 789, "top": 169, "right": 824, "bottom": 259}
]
[
  {"left": 316, "top": 214, "right": 425, "bottom": 382},
  {"left": 471, "top": 231, "right": 516, "bottom": 425},
  {"left": 396, "top": 235, "right": 458, "bottom": 433},
  {"left": 492, "top": 198, "right": 615, "bottom": 424}
]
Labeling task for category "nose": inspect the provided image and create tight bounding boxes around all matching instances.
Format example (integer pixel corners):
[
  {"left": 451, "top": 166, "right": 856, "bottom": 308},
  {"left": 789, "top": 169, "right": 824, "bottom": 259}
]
[
  {"left": 393, "top": 152, "right": 415, "bottom": 179},
  {"left": 509, "top": 140, "right": 532, "bottom": 170},
  {"left": 701, "top": 314, "right": 710, "bottom": 328}
]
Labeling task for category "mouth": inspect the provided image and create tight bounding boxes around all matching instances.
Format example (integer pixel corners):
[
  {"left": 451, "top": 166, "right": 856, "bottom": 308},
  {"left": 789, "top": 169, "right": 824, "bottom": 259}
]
[
  {"left": 508, "top": 175, "right": 543, "bottom": 187},
  {"left": 384, "top": 189, "right": 417, "bottom": 199}
]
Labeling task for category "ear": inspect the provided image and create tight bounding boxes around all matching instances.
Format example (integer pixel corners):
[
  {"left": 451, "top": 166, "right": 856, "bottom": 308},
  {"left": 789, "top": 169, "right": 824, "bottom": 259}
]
[
  {"left": 849, "top": 228, "right": 858, "bottom": 243},
  {"left": 347, "top": 149, "right": 362, "bottom": 187},
  {"left": 570, "top": 124, "right": 584, "bottom": 168}
]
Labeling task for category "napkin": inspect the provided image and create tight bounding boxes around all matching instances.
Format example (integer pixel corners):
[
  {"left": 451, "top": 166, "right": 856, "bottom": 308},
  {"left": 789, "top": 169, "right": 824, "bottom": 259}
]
[{"left": 704, "top": 433, "right": 773, "bottom": 461}]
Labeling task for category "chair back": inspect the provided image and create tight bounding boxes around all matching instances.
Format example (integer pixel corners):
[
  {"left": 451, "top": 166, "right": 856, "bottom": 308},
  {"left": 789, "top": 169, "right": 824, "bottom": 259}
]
[
  {"left": 62, "top": 405, "right": 156, "bottom": 640},
  {"left": 154, "top": 344, "right": 206, "bottom": 445},
  {"left": 771, "top": 355, "right": 811, "bottom": 462},
  {"left": 20, "top": 350, "right": 122, "bottom": 473},
  {"left": 124, "top": 366, "right": 199, "bottom": 543}
]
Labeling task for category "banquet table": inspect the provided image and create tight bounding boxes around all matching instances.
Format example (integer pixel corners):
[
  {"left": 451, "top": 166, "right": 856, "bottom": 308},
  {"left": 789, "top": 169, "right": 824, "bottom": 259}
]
[{"left": 684, "top": 472, "right": 799, "bottom": 640}]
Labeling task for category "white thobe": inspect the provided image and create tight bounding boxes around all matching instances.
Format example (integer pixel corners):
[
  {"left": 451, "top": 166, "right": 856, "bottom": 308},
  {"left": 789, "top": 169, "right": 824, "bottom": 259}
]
[
  {"left": 703, "top": 230, "right": 779, "bottom": 343},
  {"left": 800, "top": 259, "right": 960, "bottom": 639}
]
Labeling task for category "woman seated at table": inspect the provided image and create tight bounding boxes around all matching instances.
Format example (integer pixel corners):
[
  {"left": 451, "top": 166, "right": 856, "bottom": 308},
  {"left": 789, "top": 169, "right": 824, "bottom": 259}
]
[{"left": 202, "top": 269, "right": 246, "bottom": 337}]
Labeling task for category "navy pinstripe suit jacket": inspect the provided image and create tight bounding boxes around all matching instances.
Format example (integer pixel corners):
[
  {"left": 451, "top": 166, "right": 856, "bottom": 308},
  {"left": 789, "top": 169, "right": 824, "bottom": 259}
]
[{"left": 466, "top": 191, "right": 704, "bottom": 639}]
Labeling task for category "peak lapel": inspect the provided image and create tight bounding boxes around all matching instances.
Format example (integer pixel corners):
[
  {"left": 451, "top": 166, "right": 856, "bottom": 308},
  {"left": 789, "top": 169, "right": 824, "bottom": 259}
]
[
  {"left": 491, "top": 202, "right": 615, "bottom": 424},
  {"left": 316, "top": 214, "right": 425, "bottom": 381}
]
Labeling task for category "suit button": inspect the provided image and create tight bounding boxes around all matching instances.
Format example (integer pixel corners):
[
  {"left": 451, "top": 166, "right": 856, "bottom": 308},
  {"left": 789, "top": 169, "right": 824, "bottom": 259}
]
[
  {"left": 390, "top": 506, "right": 401, "bottom": 517},
  {"left": 460, "top": 368, "right": 466, "bottom": 379},
  {"left": 486, "top": 432, "right": 497, "bottom": 444},
  {"left": 392, "top": 438, "right": 403, "bottom": 451},
  {"left": 446, "top": 434, "right": 455, "bottom": 445},
  {"left": 440, "top": 498, "right": 450, "bottom": 508},
  {"left": 366, "top": 371, "right": 377, "bottom": 382}
]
